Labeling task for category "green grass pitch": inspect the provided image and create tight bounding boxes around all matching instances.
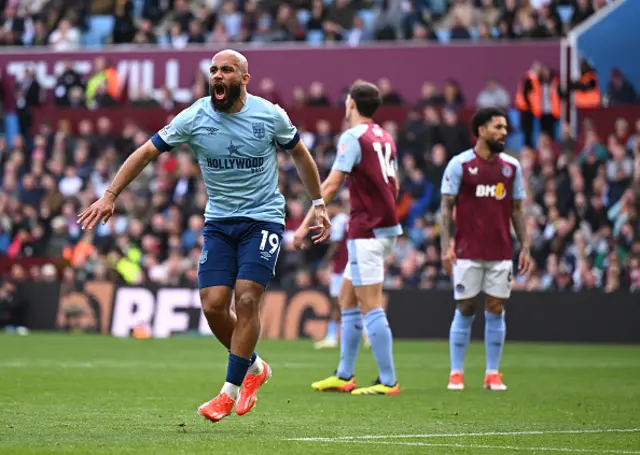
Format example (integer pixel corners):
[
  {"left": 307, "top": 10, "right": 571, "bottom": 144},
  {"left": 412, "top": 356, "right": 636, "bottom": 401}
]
[{"left": 1, "top": 334, "right": 639, "bottom": 454}]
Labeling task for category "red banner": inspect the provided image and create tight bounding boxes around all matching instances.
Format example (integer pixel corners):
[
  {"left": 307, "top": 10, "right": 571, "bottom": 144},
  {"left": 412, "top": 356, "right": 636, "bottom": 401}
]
[{"left": 0, "top": 42, "right": 560, "bottom": 106}]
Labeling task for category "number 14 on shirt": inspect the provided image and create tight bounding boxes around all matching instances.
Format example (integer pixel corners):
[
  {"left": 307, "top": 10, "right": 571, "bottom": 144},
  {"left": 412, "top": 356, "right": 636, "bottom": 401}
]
[{"left": 373, "top": 142, "right": 396, "bottom": 183}]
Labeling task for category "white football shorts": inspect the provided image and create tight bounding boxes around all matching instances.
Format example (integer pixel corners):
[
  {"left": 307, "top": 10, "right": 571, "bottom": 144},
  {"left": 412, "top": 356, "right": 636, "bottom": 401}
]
[
  {"left": 344, "top": 237, "right": 396, "bottom": 286},
  {"left": 453, "top": 259, "right": 513, "bottom": 300},
  {"left": 329, "top": 272, "right": 344, "bottom": 298}
]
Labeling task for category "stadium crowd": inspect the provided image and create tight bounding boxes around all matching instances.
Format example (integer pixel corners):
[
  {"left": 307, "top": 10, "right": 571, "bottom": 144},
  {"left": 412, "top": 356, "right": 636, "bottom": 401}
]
[
  {"left": 0, "top": 0, "right": 619, "bottom": 48},
  {"left": 1, "top": 64, "right": 640, "bottom": 293},
  {"left": 1, "top": 2, "right": 639, "bottom": 295}
]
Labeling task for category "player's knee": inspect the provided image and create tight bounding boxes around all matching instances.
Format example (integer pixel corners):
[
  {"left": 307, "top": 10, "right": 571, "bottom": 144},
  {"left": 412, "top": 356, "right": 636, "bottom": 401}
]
[
  {"left": 456, "top": 300, "right": 475, "bottom": 317},
  {"left": 200, "top": 288, "right": 229, "bottom": 316},
  {"left": 235, "top": 292, "right": 261, "bottom": 316},
  {"left": 485, "top": 298, "right": 505, "bottom": 315}
]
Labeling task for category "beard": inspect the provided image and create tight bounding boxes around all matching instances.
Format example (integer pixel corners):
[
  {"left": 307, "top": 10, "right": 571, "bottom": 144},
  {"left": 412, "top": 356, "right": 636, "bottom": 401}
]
[
  {"left": 210, "top": 81, "right": 242, "bottom": 111},
  {"left": 487, "top": 139, "right": 505, "bottom": 154}
]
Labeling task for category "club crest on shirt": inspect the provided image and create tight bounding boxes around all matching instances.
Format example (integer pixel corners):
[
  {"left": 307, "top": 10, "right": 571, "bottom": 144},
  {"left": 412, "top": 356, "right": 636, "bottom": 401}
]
[
  {"left": 502, "top": 165, "right": 513, "bottom": 178},
  {"left": 252, "top": 122, "right": 265, "bottom": 139}
]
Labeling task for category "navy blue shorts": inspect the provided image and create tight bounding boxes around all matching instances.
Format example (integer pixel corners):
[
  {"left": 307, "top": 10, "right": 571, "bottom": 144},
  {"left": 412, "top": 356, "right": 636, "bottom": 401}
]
[{"left": 198, "top": 217, "right": 284, "bottom": 289}]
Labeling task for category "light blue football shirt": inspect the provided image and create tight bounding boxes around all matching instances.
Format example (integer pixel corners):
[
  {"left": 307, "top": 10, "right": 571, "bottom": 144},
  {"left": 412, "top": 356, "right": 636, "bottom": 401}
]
[{"left": 152, "top": 94, "right": 299, "bottom": 225}]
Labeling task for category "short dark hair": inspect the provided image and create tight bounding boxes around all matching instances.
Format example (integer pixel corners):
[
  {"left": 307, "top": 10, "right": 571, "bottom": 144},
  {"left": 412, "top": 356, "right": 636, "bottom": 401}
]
[
  {"left": 349, "top": 80, "right": 382, "bottom": 118},
  {"left": 470, "top": 107, "right": 507, "bottom": 137}
]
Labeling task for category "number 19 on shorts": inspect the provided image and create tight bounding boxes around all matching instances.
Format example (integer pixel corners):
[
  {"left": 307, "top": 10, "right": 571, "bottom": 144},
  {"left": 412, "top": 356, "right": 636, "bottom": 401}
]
[{"left": 260, "top": 230, "right": 280, "bottom": 255}]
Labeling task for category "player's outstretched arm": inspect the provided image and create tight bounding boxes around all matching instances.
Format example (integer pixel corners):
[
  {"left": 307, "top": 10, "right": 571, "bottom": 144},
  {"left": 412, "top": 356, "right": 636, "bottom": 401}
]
[
  {"left": 77, "top": 140, "right": 161, "bottom": 230},
  {"left": 288, "top": 141, "right": 332, "bottom": 243},
  {"left": 79, "top": 103, "right": 193, "bottom": 230}
]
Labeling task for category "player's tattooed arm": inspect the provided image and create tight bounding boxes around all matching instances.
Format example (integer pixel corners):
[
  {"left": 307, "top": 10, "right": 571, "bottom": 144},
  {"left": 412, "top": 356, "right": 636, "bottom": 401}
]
[
  {"left": 512, "top": 198, "right": 533, "bottom": 275},
  {"left": 511, "top": 199, "right": 529, "bottom": 249},
  {"left": 439, "top": 195, "right": 456, "bottom": 253}
]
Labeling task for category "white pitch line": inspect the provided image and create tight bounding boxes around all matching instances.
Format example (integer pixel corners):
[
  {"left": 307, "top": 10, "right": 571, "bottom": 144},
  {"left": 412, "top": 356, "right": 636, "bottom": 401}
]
[
  {"left": 287, "top": 427, "right": 640, "bottom": 441},
  {"left": 288, "top": 440, "right": 640, "bottom": 455},
  {"left": 0, "top": 360, "right": 318, "bottom": 369}
]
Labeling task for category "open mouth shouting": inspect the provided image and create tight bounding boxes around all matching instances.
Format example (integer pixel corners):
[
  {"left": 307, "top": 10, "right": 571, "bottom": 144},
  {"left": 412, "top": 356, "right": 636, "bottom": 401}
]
[{"left": 213, "top": 82, "right": 227, "bottom": 101}]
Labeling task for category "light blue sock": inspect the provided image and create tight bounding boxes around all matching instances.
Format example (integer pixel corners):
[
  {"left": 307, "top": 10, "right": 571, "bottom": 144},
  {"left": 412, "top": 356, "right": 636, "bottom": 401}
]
[
  {"left": 326, "top": 320, "right": 339, "bottom": 341},
  {"left": 364, "top": 308, "right": 396, "bottom": 386},
  {"left": 485, "top": 311, "right": 506, "bottom": 372},
  {"left": 336, "top": 308, "right": 362, "bottom": 379},
  {"left": 449, "top": 309, "right": 475, "bottom": 372}
]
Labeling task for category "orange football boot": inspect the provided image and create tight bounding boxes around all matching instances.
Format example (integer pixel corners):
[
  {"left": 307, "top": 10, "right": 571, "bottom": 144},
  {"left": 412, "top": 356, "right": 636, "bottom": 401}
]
[
  {"left": 236, "top": 361, "right": 272, "bottom": 416},
  {"left": 483, "top": 372, "right": 508, "bottom": 391},
  {"left": 198, "top": 393, "right": 235, "bottom": 423},
  {"left": 447, "top": 372, "right": 465, "bottom": 391}
]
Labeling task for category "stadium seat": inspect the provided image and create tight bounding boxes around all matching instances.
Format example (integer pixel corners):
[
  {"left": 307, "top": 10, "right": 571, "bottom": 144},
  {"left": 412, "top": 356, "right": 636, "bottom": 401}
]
[
  {"left": 357, "top": 10, "right": 376, "bottom": 34},
  {"left": 557, "top": 5, "right": 575, "bottom": 24},
  {"left": 132, "top": 0, "right": 144, "bottom": 20},
  {"left": 506, "top": 131, "right": 524, "bottom": 152},
  {"left": 84, "top": 15, "right": 115, "bottom": 47},
  {"left": 532, "top": 117, "right": 541, "bottom": 146},
  {"left": 297, "top": 9, "right": 311, "bottom": 27},
  {"left": 3, "top": 113, "right": 20, "bottom": 147},
  {"left": 435, "top": 29, "right": 451, "bottom": 43},
  {"left": 306, "top": 30, "right": 325, "bottom": 45},
  {"left": 508, "top": 108, "right": 521, "bottom": 131}
]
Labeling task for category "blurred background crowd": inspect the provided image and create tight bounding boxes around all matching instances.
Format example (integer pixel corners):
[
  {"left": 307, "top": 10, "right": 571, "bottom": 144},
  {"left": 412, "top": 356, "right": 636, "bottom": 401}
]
[
  {"left": 0, "top": 0, "right": 619, "bottom": 48},
  {"left": 0, "top": 0, "right": 639, "bottom": 304}
]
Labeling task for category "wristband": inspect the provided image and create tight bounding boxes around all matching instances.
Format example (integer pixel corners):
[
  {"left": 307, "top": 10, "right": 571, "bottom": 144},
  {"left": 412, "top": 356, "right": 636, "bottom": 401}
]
[
  {"left": 312, "top": 198, "right": 325, "bottom": 206},
  {"left": 105, "top": 189, "right": 118, "bottom": 198}
]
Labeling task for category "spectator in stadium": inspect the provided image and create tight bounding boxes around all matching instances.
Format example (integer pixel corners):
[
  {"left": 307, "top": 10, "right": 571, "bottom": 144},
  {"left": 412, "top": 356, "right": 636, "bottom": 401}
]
[
  {"left": 437, "top": 109, "right": 472, "bottom": 159},
  {"left": 54, "top": 60, "right": 85, "bottom": 107},
  {"left": 0, "top": 278, "right": 27, "bottom": 333},
  {"left": 307, "top": 81, "right": 330, "bottom": 106},
  {"left": 604, "top": 68, "right": 638, "bottom": 107},
  {"left": 132, "top": 18, "right": 158, "bottom": 44},
  {"left": 378, "top": 78, "right": 403, "bottom": 106},
  {"left": 112, "top": 1, "right": 136, "bottom": 45},
  {"left": 476, "top": 76, "right": 511, "bottom": 110},
  {"left": 257, "top": 78, "right": 283, "bottom": 106},
  {"left": 85, "top": 58, "right": 121, "bottom": 109},
  {"left": 442, "top": 79, "right": 465, "bottom": 111},
  {"left": 47, "top": 18, "right": 81, "bottom": 51},
  {"left": 15, "top": 67, "right": 42, "bottom": 136},
  {"left": 571, "top": 59, "right": 601, "bottom": 109}
]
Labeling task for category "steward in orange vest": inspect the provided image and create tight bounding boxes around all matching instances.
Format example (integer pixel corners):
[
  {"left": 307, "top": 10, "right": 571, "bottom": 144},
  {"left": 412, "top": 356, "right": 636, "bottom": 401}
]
[
  {"left": 571, "top": 59, "right": 600, "bottom": 108},
  {"left": 515, "top": 64, "right": 561, "bottom": 145},
  {"left": 515, "top": 70, "right": 561, "bottom": 119}
]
